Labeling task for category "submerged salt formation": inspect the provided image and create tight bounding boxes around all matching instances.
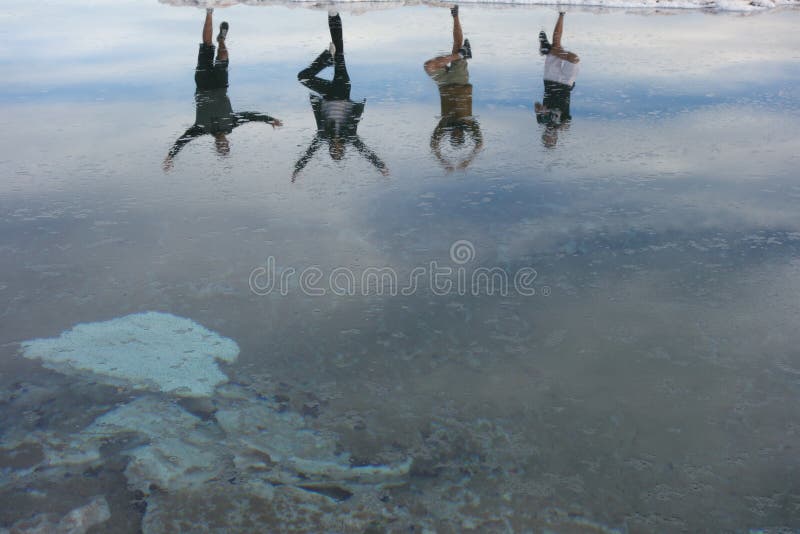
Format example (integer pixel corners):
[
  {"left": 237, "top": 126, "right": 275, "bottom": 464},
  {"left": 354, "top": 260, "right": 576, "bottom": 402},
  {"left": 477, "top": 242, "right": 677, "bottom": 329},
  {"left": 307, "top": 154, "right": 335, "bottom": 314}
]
[
  {"left": 35, "top": 396, "right": 225, "bottom": 492},
  {"left": 20, "top": 312, "right": 239, "bottom": 397},
  {"left": 214, "top": 395, "right": 411, "bottom": 487},
  {"left": 4, "top": 387, "right": 409, "bottom": 499},
  {"left": 2, "top": 496, "right": 110, "bottom": 534},
  {"left": 9, "top": 314, "right": 412, "bottom": 530}
]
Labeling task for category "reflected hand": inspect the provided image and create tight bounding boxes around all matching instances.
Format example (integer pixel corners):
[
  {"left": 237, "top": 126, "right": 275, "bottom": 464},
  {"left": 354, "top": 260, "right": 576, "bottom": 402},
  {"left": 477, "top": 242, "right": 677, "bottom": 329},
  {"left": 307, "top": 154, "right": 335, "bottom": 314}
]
[
  {"left": 162, "top": 157, "right": 174, "bottom": 172},
  {"left": 271, "top": 119, "right": 283, "bottom": 128}
]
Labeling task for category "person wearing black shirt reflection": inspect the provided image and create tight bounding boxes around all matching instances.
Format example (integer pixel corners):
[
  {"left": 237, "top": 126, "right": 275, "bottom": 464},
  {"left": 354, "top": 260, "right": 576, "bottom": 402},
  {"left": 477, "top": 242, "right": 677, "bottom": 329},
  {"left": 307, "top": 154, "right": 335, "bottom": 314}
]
[
  {"left": 424, "top": 5, "right": 483, "bottom": 172},
  {"left": 293, "top": 11, "right": 388, "bottom": 181},
  {"left": 535, "top": 12, "right": 580, "bottom": 148},
  {"left": 163, "top": 9, "right": 282, "bottom": 171}
]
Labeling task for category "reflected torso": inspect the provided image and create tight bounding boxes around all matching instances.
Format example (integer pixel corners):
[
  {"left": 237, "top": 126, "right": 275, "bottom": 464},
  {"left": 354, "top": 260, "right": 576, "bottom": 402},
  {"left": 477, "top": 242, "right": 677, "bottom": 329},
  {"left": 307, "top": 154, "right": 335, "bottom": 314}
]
[
  {"left": 195, "top": 88, "right": 235, "bottom": 134},
  {"left": 439, "top": 83, "right": 473, "bottom": 122}
]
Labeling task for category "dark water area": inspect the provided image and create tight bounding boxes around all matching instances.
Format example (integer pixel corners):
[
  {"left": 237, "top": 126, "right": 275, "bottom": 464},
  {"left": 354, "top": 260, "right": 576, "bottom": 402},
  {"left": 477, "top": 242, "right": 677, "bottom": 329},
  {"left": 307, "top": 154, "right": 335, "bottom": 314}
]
[{"left": 1, "top": 1, "right": 800, "bottom": 532}]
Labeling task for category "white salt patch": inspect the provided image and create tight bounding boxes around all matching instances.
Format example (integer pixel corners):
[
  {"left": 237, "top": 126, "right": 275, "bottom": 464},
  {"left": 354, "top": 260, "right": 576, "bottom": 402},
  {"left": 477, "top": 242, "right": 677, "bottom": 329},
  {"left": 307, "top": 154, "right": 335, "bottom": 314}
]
[{"left": 20, "top": 312, "right": 239, "bottom": 397}]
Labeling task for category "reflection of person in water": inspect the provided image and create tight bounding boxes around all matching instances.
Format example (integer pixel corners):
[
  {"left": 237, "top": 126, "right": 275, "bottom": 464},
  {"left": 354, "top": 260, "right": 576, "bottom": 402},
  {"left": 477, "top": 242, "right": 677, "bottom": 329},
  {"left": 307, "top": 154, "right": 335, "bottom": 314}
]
[
  {"left": 535, "top": 12, "right": 580, "bottom": 148},
  {"left": 163, "top": 9, "right": 282, "bottom": 171},
  {"left": 424, "top": 5, "right": 482, "bottom": 172},
  {"left": 293, "top": 12, "right": 388, "bottom": 181}
]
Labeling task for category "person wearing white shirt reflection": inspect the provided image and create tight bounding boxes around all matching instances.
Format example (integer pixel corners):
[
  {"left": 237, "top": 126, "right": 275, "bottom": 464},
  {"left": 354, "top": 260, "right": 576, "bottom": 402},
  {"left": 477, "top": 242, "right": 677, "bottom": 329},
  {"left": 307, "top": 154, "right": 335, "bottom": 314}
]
[{"left": 535, "top": 12, "right": 580, "bottom": 148}]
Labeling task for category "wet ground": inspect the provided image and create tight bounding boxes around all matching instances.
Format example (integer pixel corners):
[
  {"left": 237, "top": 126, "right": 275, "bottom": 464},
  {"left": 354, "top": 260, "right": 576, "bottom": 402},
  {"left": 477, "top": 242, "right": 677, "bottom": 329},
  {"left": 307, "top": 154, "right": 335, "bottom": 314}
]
[{"left": 1, "top": 2, "right": 800, "bottom": 532}]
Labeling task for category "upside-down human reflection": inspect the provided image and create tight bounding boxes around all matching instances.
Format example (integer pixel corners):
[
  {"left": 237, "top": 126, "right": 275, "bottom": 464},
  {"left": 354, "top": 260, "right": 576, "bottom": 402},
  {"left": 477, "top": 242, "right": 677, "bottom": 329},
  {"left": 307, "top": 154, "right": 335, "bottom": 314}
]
[
  {"left": 293, "top": 12, "right": 388, "bottom": 181},
  {"left": 535, "top": 12, "right": 580, "bottom": 148},
  {"left": 424, "top": 5, "right": 483, "bottom": 173},
  {"left": 163, "top": 8, "right": 282, "bottom": 171}
]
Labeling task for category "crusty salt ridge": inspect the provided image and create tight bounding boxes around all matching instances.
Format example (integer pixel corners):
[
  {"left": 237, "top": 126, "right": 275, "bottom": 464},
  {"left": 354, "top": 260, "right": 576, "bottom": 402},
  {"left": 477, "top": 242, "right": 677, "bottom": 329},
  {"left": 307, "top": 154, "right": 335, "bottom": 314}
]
[
  {"left": 161, "top": 0, "right": 800, "bottom": 12},
  {"left": 20, "top": 312, "right": 239, "bottom": 397}
]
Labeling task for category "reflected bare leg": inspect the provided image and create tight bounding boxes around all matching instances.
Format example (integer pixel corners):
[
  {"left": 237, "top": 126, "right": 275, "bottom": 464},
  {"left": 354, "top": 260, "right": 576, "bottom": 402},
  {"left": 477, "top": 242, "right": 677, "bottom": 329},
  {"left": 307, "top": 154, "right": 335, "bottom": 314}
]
[
  {"left": 424, "top": 6, "right": 465, "bottom": 75},
  {"left": 203, "top": 9, "right": 213, "bottom": 46},
  {"left": 549, "top": 13, "right": 579, "bottom": 63},
  {"left": 424, "top": 53, "right": 462, "bottom": 75},
  {"left": 217, "top": 22, "right": 228, "bottom": 62},
  {"left": 552, "top": 12, "right": 564, "bottom": 49},
  {"left": 549, "top": 47, "right": 579, "bottom": 63},
  {"left": 452, "top": 6, "right": 463, "bottom": 56}
]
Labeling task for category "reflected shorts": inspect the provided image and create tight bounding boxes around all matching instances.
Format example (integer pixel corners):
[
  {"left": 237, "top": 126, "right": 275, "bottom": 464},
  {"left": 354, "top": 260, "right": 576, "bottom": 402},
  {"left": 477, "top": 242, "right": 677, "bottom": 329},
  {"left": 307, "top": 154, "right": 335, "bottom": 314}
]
[
  {"left": 195, "top": 43, "right": 229, "bottom": 90},
  {"left": 428, "top": 58, "right": 469, "bottom": 87}
]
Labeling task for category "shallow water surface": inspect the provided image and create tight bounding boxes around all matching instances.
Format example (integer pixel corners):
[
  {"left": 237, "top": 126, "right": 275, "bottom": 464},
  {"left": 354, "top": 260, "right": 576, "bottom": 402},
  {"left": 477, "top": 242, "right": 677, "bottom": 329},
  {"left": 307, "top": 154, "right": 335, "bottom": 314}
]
[{"left": 1, "top": 1, "right": 800, "bottom": 532}]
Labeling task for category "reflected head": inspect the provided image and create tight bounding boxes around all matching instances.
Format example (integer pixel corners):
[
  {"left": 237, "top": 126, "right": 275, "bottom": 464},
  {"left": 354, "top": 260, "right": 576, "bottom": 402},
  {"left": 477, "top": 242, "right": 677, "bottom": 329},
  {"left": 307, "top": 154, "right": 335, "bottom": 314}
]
[
  {"left": 449, "top": 126, "right": 467, "bottom": 147},
  {"left": 542, "top": 127, "right": 559, "bottom": 148},
  {"left": 214, "top": 133, "right": 230, "bottom": 156},
  {"left": 329, "top": 139, "right": 346, "bottom": 161}
]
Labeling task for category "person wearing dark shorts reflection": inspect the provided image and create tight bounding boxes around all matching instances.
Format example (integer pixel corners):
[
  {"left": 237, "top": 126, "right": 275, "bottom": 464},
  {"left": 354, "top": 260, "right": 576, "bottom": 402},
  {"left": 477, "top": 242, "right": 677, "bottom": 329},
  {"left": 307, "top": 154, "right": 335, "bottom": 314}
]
[
  {"left": 535, "top": 12, "right": 580, "bottom": 148},
  {"left": 163, "top": 9, "right": 282, "bottom": 171},
  {"left": 424, "top": 5, "right": 482, "bottom": 172},
  {"left": 293, "top": 11, "right": 388, "bottom": 181}
]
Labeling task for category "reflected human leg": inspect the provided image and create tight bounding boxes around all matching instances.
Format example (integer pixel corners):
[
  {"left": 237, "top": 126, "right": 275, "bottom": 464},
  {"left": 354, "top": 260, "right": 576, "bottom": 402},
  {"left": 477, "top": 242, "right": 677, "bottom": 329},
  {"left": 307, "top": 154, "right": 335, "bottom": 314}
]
[
  {"left": 298, "top": 50, "right": 335, "bottom": 97},
  {"left": 328, "top": 12, "right": 344, "bottom": 55},
  {"left": 424, "top": 6, "right": 467, "bottom": 76},
  {"left": 202, "top": 8, "right": 213, "bottom": 46},
  {"left": 549, "top": 13, "right": 579, "bottom": 63},
  {"left": 216, "top": 21, "right": 228, "bottom": 63},
  {"left": 331, "top": 55, "right": 351, "bottom": 101},
  {"left": 451, "top": 5, "right": 464, "bottom": 56},
  {"left": 552, "top": 11, "right": 564, "bottom": 49}
]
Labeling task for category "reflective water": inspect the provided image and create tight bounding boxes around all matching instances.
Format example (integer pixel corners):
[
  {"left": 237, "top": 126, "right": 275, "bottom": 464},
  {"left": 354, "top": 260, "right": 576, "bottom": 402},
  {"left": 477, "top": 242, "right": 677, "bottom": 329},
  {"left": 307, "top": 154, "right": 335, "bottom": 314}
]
[{"left": 1, "top": 2, "right": 800, "bottom": 532}]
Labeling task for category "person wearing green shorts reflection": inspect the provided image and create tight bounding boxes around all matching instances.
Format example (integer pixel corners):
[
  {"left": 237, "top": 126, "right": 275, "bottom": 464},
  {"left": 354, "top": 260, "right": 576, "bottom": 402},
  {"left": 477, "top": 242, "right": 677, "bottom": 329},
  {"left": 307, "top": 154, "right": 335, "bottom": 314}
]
[
  {"left": 424, "top": 5, "right": 483, "bottom": 172},
  {"left": 163, "top": 9, "right": 282, "bottom": 171}
]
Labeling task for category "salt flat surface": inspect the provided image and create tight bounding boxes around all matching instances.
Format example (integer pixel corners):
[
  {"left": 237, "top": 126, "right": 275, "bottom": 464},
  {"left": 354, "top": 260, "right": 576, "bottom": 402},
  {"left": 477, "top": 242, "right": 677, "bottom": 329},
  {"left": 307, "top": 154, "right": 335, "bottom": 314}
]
[{"left": 161, "top": 0, "right": 799, "bottom": 12}]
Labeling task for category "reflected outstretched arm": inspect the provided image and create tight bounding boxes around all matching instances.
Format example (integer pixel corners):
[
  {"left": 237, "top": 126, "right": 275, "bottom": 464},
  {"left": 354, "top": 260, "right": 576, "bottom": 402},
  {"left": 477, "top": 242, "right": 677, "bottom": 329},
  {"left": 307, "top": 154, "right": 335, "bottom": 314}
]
[
  {"left": 457, "top": 119, "right": 484, "bottom": 170},
  {"left": 233, "top": 112, "right": 283, "bottom": 128},
  {"left": 352, "top": 137, "right": 389, "bottom": 176},
  {"left": 292, "top": 134, "right": 323, "bottom": 181},
  {"left": 163, "top": 125, "right": 205, "bottom": 171},
  {"left": 430, "top": 125, "right": 452, "bottom": 172}
]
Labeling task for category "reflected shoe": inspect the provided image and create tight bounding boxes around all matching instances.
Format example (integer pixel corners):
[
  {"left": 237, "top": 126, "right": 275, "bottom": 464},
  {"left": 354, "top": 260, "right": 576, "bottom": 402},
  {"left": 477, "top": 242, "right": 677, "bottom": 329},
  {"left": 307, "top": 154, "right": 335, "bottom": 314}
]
[
  {"left": 451, "top": 4, "right": 459, "bottom": 17},
  {"left": 328, "top": 41, "right": 336, "bottom": 56},
  {"left": 217, "top": 21, "right": 228, "bottom": 42},
  {"left": 459, "top": 38, "right": 472, "bottom": 59},
  {"left": 539, "top": 30, "right": 551, "bottom": 55},
  {"left": 328, "top": 9, "right": 339, "bottom": 17}
]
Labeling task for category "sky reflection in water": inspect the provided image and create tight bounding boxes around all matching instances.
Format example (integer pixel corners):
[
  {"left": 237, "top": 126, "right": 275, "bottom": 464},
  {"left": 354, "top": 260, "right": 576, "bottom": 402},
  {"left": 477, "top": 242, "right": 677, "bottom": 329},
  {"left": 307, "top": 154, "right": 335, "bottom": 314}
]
[{"left": 1, "top": 1, "right": 800, "bottom": 531}]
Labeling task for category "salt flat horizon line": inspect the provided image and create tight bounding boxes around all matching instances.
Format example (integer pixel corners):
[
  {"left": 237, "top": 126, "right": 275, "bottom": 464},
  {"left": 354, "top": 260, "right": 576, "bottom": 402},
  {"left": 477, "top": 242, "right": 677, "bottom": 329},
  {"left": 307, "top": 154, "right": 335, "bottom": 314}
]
[{"left": 160, "top": 0, "right": 800, "bottom": 13}]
